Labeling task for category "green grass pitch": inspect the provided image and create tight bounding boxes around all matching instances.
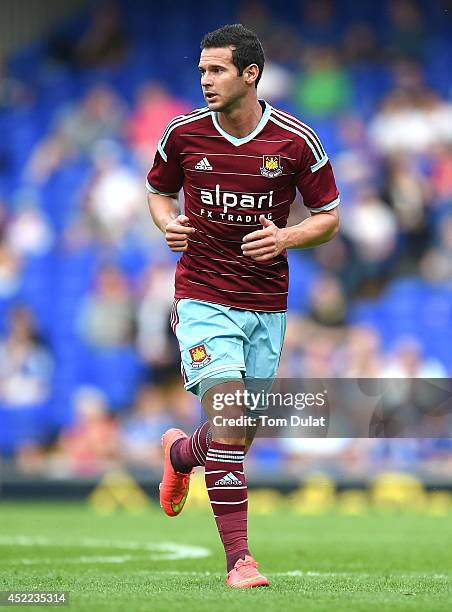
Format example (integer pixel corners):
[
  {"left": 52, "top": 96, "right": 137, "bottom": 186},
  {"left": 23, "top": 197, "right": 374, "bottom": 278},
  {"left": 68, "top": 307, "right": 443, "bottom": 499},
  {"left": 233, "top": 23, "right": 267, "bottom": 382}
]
[{"left": 0, "top": 502, "right": 451, "bottom": 611}]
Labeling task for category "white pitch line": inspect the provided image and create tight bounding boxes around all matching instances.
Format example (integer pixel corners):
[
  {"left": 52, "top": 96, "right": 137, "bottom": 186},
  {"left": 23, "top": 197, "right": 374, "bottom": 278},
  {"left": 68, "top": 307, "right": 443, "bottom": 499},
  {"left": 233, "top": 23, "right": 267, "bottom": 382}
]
[
  {"left": 1, "top": 537, "right": 451, "bottom": 581},
  {"left": 3, "top": 562, "right": 452, "bottom": 581},
  {"left": 0, "top": 536, "right": 210, "bottom": 562},
  {"left": 138, "top": 570, "right": 452, "bottom": 580},
  {"left": 276, "top": 571, "right": 452, "bottom": 580}
]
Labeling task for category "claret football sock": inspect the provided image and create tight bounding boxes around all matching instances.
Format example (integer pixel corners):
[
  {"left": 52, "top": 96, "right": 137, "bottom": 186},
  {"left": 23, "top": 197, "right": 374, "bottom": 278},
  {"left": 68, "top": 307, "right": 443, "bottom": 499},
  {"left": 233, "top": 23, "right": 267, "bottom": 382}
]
[
  {"left": 170, "top": 421, "right": 211, "bottom": 473},
  {"left": 204, "top": 442, "right": 250, "bottom": 571}
]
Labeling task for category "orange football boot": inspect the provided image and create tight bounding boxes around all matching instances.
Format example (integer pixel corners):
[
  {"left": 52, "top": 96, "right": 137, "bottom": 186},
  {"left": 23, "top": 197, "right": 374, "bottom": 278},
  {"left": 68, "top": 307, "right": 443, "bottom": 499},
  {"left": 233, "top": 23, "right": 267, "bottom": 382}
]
[
  {"left": 159, "top": 428, "right": 193, "bottom": 517},
  {"left": 226, "top": 555, "right": 269, "bottom": 588}
]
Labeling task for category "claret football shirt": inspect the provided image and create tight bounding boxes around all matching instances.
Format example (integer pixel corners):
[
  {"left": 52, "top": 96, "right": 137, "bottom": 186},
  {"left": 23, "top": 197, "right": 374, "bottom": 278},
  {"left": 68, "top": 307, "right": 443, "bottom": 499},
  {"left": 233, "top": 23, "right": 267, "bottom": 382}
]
[{"left": 146, "top": 100, "right": 339, "bottom": 312}]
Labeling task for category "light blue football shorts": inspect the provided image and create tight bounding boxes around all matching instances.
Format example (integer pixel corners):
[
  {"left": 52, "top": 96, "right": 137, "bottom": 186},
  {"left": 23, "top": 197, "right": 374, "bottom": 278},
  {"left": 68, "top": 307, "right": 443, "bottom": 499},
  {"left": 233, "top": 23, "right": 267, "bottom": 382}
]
[{"left": 171, "top": 298, "right": 286, "bottom": 400}]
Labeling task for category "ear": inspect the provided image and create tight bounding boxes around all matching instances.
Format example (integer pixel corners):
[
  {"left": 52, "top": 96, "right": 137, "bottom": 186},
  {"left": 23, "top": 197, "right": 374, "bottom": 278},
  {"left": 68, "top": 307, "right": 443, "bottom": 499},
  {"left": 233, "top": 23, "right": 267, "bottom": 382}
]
[{"left": 244, "top": 63, "right": 259, "bottom": 85}]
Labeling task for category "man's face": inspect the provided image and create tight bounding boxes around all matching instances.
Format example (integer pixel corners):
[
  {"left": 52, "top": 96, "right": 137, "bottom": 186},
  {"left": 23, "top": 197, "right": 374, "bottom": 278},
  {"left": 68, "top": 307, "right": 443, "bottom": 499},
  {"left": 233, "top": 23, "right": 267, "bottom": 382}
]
[{"left": 198, "top": 47, "right": 247, "bottom": 112}]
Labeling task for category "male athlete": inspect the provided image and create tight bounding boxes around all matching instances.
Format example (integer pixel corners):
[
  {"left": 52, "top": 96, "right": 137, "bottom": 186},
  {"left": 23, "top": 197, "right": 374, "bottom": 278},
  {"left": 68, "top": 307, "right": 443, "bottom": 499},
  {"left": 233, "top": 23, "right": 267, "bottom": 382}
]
[{"left": 146, "top": 24, "right": 339, "bottom": 588}]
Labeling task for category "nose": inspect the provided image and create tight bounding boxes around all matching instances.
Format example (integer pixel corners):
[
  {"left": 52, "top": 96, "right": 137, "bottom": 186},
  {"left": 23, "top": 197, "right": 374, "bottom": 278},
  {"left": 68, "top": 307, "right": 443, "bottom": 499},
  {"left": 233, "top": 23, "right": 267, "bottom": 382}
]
[{"left": 201, "top": 71, "right": 212, "bottom": 87}]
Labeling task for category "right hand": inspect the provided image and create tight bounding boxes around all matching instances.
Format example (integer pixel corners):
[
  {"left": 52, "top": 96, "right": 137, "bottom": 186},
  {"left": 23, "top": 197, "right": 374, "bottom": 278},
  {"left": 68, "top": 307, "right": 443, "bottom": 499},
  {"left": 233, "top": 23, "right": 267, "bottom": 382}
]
[{"left": 165, "top": 215, "right": 196, "bottom": 252}]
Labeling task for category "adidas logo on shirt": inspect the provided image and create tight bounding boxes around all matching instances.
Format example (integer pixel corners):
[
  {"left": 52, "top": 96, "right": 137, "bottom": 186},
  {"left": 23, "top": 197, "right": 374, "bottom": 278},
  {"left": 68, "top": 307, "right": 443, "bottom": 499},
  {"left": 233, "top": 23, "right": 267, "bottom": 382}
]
[
  {"left": 215, "top": 472, "right": 243, "bottom": 486},
  {"left": 195, "top": 157, "right": 213, "bottom": 171}
]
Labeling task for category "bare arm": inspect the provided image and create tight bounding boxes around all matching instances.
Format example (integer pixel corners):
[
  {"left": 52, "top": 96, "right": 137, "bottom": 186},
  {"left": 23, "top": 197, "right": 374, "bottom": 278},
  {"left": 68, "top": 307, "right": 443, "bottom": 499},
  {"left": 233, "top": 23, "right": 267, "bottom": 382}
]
[
  {"left": 242, "top": 208, "right": 339, "bottom": 262},
  {"left": 147, "top": 192, "right": 180, "bottom": 232},
  {"left": 147, "top": 192, "right": 195, "bottom": 252},
  {"left": 281, "top": 207, "right": 339, "bottom": 249}
]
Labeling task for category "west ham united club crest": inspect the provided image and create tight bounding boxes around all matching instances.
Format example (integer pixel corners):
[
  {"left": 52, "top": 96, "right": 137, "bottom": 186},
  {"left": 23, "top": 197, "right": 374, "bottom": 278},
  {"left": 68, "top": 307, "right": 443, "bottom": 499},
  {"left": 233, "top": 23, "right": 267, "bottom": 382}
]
[
  {"left": 260, "top": 155, "right": 283, "bottom": 178},
  {"left": 189, "top": 344, "right": 211, "bottom": 369}
]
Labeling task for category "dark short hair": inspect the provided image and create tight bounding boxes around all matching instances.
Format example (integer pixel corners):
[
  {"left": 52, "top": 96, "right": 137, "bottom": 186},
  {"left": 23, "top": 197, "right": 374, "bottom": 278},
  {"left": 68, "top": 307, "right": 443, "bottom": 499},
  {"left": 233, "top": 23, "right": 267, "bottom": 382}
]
[{"left": 200, "top": 24, "right": 265, "bottom": 87}]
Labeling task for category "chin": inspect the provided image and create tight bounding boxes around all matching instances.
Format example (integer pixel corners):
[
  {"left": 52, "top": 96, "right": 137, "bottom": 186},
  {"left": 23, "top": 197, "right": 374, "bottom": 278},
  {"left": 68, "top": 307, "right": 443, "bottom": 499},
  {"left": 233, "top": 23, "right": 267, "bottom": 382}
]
[{"left": 205, "top": 98, "right": 225, "bottom": 112}]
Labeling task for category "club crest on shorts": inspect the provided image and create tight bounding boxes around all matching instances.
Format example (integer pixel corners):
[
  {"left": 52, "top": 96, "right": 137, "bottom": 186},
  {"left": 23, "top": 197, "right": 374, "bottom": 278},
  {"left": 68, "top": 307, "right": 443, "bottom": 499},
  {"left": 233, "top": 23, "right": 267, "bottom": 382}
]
[
  {"left": 260, "top": 155, "right": 283, "bottom": 178},
  {"left": 189, "top": 343, "right": 211, "bottom": 369}
]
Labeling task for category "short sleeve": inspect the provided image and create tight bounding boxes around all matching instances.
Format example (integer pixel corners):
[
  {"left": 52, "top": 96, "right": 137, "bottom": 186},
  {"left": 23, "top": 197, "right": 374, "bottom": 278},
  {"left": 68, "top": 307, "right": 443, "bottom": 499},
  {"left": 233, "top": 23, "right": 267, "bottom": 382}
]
[
  {"left": 296, "top": 143, "right": 340, "bottom": 213},
  {"left": 146, "top": 132, "right": 184, "bottom": 196}
]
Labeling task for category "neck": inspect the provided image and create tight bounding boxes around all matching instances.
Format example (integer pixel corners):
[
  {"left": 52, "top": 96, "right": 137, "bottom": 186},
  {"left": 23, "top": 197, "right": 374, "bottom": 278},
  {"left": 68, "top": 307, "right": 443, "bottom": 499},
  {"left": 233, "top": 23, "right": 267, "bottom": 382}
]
[{"left": 217, "top": 96, "right": 263, "bottom": 139}]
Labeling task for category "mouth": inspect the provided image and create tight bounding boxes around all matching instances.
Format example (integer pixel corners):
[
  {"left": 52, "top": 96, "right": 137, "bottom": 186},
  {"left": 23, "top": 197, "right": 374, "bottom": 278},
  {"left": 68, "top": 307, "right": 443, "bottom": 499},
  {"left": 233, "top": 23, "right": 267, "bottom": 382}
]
[{"left": 204, "top": 92, "right": 218, "bottom": 102}]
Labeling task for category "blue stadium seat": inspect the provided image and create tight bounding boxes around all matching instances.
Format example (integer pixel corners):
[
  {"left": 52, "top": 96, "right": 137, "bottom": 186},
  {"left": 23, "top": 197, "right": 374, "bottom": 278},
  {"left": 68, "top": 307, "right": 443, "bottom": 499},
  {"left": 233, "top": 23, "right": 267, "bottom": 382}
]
[
  {"left": 0, "top": 404, "right": 53, "bottom": 456},
  {"left": 75, "top": 346, "right": 145, "bottom": 410}
]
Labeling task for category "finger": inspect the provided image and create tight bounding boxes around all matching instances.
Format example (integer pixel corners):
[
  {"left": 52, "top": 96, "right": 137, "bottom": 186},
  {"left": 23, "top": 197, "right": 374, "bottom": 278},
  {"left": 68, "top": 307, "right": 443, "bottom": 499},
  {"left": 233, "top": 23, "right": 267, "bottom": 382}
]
[
  {"left": 166, "top": 225, "right": 196, "bottom": 235},
  {"left": 167, "top": 235, "right": 188, "bottom": 243},
  {"left": 170, "top": 245, "right": 188, "bottom": 252},
  {"left": 242, "top": 229, "right": 269, "bottom": 243},
  {"left": 167, "top": 238, "right": 188, "bottom": 247},
  {"left": 242, "top": 237, "right": 275, "bottom": 252},
  {"left": 176, "top": 215, "right": 190, "bottom": 224},
  {"left": 251, "top": 252, "right": 277, "bottom": 261},
  {"left": 166, "top": 236, "right": 191, "bottom": 246},
  {"left": 259, "top": 214, "right": 274, "bottom": 227},
  {"left": 244, "top": 246, "right": 276, "bottom": 258},
  {"left": 167, "top": 224, "right": 196, "bottom": 233}
]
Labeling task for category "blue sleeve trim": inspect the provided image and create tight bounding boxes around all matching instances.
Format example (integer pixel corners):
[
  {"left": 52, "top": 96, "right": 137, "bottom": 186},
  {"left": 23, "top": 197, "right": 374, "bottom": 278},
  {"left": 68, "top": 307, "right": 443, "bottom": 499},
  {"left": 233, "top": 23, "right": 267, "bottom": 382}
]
[
  {"left": 308, "top": 195, "right": 340, "bottom": 213},
  {"left": 146, "top": 179, "right": 179, "bottom": 196}
]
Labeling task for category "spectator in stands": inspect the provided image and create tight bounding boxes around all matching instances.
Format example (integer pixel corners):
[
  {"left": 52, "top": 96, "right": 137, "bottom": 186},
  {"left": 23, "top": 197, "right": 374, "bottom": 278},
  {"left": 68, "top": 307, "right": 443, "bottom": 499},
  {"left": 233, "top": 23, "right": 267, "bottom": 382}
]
[
  {"left": 380, "top": 156, "right": 430, "bottom": 271},
  {"left": 300, "top": 336, "right": 337, "bottom": 377},
  {"left": 420, "top": 215, "right": 452, "bottom": 282},
  {"left": 305, "top": 274, "right": 348, "bottom": 327},
  {"left": 417, "top": 439, "right": 452, "bottom": 476},
  {"left": 78, "top": 264, "right": 135, "bottom": 348},
  {"left": 25, "top": 85, "right": 126, "bottom": 184},
  {"left": 342, "top": 325, "right": 384, "bottom": 377},
  {"left": 167, "top": 382, "right": 201, "bottom": 432},
  {"left": 384, "top": 0, "right": 429, "bottom": 60},
  {"left": 282, "top": 437, "right": 356, "bottom": 475},
  {"left": 56, "top": 385, "right": 119, "bottom": 476},
  {"left": 383, "top": 337, "right": 447, "bottom": 378},
  {"left": 49, "top": 1, "right": 128, "bottom": 68},
  {"left": 0, "top": 201, "right": 18, "bottom": 297},
  {"left": 341, "top": 186, "right": 398, "bottom": 290},
  {"left": 334, "top": 114, "right": 375, "bottom": 199},
  {"left": 119, "top": 384, "right": 173, "bottom": 469},
  {"left": 14, "top": 442, "right": 48, "bottom": 475},
  {"left": 312, "top": 234, "right": 351, "bottom": 289},
  {"left": 0, "top": 241, "right": 21, "bottom": 298},
  {"left": 136, "top": 263, "right": 179, "bottom": 371},
  {"left": 83, "top": 140, "right": 143, "bottom": 243},
  {"left": 368, "top": 59, "right": 452, "bottom": 155},
  {"left": 0, "top": 306, "right": 53, "bottom": 407},
  {"left": 342, "top": 21, "right": 379, "bottom": 66},
  {"left": 6, "top": 190, "right": 54, "bottom": 257},
  {"left": 257, "top": 58, "right": 293, "bottom": 105},
  {"left": 277, "top": 314, "right": 306, "bottom": 377},
  {"left": 431, "top": 144, "right": 452, "bottom": 201},
  {"left": 127, "top": 82, "right": 190, "bottom": 166},
  {"left": 293, "top": 45, "right": 353, "bottom": 117}
]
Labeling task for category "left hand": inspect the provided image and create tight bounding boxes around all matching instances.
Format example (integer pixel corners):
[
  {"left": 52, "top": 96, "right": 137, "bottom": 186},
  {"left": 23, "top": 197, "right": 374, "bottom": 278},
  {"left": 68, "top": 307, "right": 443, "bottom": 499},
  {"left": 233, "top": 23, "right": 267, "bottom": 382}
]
[{"left": 241, "top": 215, "right": 286, "bottom": 261}]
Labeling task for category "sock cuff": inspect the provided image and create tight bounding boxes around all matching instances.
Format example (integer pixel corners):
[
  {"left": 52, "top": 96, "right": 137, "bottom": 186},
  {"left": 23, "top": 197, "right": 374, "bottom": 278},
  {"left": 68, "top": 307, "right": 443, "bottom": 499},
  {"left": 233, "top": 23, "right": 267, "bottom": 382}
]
[
  {"left": 209, "top": 442, "right": 245, "bottom": 453},
  {"left": 206, "top": 444, "right": 245, "bottom": 464}
]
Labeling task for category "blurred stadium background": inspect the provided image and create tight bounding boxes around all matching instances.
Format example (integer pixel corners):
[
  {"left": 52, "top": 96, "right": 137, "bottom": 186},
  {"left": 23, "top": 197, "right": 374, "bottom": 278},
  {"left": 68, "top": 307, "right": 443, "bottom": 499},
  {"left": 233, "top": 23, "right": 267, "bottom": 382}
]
[{"left": 0, "top": 0, "right": 451, "bottom": 511}]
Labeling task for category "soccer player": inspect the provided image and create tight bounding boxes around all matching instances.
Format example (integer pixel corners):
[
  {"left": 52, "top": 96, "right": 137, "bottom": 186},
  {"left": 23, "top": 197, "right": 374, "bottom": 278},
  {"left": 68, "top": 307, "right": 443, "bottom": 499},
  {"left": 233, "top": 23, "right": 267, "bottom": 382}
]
[{"left": 146, "top": 24, "right": 339, "bottom": 588}]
